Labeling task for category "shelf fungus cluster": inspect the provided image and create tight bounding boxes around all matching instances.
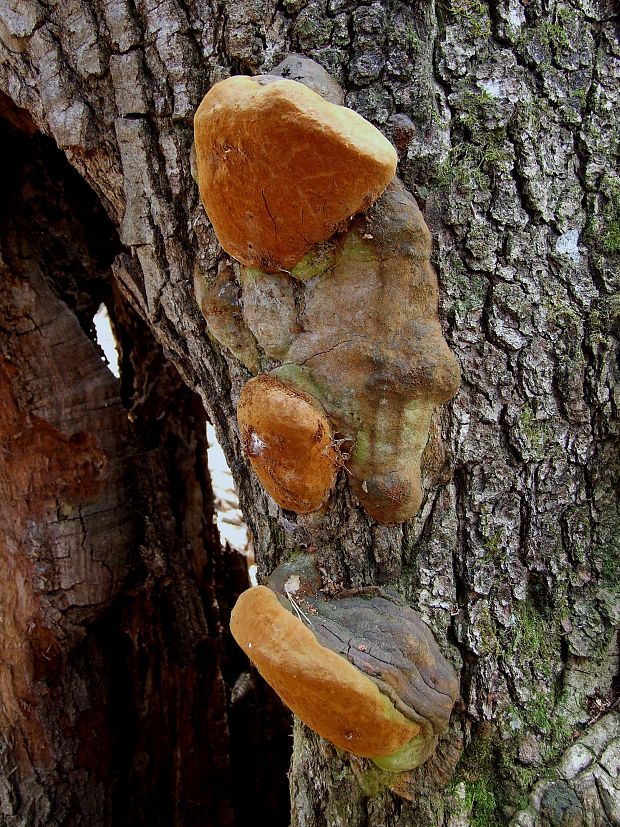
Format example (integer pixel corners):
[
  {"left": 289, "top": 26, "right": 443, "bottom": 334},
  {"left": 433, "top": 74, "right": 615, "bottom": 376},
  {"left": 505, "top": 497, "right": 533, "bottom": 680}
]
[
  {"left": 230, "top": 555, "right": 459, "bottom": 771},
  {"left": 194, "top": 57, "right": 460, "bottom": 524}
]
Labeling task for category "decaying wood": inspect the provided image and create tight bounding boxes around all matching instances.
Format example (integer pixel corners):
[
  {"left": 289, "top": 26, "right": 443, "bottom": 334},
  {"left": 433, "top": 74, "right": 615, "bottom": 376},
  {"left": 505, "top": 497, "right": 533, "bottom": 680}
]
[
  {"left": 0, "top": 112, "right": 289, "bottom": 826},
  {"left": 0, "top": 0, "right": 618, "bottom": 825}
]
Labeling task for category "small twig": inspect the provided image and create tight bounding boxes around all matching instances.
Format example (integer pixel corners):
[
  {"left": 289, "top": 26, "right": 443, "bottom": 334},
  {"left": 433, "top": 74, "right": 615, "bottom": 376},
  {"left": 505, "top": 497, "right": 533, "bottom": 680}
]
[{"left": 285, "top": 587, "right": 314, "bottom": 628}]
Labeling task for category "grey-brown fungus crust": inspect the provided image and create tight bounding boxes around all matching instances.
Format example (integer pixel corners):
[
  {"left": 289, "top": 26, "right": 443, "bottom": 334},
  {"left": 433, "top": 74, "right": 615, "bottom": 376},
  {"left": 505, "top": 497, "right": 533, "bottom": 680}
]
[
  {"left": 269, "top": 178, "right": 461, "bottom": 523},
  {"left": 194, "top": 263, "right": 260, "bottom": 373},
  {"left": 231, "top": 554, "right": 459, "bottom": 771},
  {"left": 194, "top": 59, "right": 460, "bottom": 523},
  {"left": 270, "top": 53, "right": 346, "bottom": 106}
]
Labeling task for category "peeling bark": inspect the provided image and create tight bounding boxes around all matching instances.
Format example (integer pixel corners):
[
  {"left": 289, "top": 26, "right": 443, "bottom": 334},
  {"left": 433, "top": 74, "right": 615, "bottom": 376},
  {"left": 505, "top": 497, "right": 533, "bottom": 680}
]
[{"left": 0, "top": 0, "right": 618, "bottom": 825}]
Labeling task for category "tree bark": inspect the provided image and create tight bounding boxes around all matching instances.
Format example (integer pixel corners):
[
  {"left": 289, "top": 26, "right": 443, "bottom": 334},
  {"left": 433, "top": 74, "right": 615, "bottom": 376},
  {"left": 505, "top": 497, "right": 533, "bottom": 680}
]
[{"left": 0, "top": 1, "right": 618, "bottom": 825}]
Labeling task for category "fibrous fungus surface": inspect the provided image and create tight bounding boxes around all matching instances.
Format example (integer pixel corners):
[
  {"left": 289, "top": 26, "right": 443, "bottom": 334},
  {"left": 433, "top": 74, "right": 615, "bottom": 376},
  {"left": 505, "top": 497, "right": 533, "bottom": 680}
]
[
  {"left": 194, "top": 59, "right": 460, "bottom": 523},
  {"left": 230, "top": 555, "right": 459, "bottom": 770},
  {"left": 194, "top": 74, "right": 397, "bottom": 271}
]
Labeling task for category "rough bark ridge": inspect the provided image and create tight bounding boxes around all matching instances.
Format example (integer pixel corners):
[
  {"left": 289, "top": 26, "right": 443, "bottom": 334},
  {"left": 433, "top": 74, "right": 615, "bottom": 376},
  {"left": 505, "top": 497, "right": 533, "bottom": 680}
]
[{"left": 0, "top": 0, "right": 618, "bottom": 825}]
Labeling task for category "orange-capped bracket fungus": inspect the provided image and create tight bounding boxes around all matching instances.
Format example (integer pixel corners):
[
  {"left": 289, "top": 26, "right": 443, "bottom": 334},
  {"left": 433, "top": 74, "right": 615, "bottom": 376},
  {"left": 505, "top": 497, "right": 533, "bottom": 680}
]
[
  {"left": 236, "top": 374, "right": 340, "bottom": 514},
  {"left": 194, "top": 73, "right": 397, "bottom": 271},
  {"left": 194, "top": 58, "right": 460, "bottom": 523},
  {"left": 230, "top": 555, "right": 459, "bottom": 771}
]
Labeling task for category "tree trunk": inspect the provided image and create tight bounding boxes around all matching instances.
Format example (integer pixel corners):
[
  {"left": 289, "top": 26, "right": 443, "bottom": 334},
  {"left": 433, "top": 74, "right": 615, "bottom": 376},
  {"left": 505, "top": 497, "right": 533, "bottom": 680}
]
[{"left": 1, "top": 1, "right": 618, "bottom": 826}]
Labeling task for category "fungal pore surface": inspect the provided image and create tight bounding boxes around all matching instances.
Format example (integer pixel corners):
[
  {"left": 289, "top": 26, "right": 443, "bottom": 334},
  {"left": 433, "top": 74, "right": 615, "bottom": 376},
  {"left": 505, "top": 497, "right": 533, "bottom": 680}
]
[{"left": 194, "top": 57, "right": 460, "bottom": 524}]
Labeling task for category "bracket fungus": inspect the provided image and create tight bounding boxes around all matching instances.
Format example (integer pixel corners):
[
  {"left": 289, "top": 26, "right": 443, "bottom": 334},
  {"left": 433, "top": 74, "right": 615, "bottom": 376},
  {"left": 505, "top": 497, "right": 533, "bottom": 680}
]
[
  {"left": 194, "top": 74, "right": 397, "bottom": 271},
  {"left": 230, "top": 555, "right": 459, "bottom": 771},
  {"left": 194, "top": 58, "right": 460, "bottom": 523},
  {"left": 236, "top": 374, "right": 339, "bottom": 514}
]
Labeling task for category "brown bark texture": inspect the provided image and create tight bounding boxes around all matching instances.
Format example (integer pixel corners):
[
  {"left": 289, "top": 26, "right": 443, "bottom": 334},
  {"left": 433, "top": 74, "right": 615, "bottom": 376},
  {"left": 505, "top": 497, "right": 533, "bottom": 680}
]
[{"left": 0, "top": 0, "right": 619, "bottom": 825}]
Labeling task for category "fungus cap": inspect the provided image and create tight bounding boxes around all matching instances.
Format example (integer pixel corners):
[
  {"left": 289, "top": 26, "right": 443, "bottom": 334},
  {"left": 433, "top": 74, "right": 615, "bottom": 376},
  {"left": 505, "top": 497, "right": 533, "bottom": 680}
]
[
  {"left": 230, "top": 585, "right": 421, "bottom": 759},
  {"left": 236, "top": 375, "right": 338, "bottom": 513},
  {"left": 194, "top": 75, "right": 397, "bottom": 271}
]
